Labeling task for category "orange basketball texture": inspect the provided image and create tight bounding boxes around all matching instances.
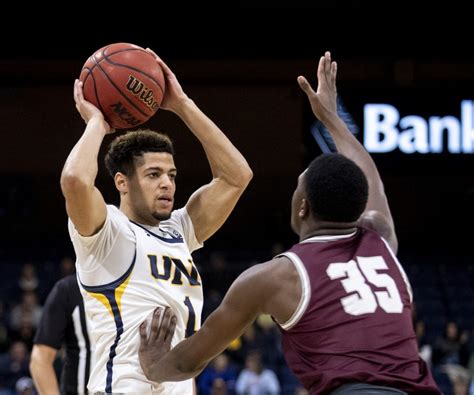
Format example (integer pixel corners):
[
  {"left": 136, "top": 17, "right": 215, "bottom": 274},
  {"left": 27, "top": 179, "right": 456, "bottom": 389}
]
[{"left": 79, "top": 43, "right": 165, "bottom": 129}]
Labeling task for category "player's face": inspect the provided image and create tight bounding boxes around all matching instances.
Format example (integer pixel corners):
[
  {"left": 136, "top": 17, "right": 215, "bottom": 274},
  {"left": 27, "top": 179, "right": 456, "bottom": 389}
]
[
  {"left": 290, "top": 170, "right": 306, "bottom": 234},
  {"left": 129, "top": 152, "right": 177, "bottom": 221}
]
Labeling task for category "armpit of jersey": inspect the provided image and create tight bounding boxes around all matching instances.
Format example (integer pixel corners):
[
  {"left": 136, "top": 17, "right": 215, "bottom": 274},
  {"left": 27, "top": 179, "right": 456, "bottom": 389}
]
[{"left": 275, "top": 252, "right": 311, "bottom": 330}]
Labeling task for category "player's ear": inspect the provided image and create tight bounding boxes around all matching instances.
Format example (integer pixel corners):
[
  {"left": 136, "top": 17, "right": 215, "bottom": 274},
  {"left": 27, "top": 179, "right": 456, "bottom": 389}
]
[
  {"left": 298, "top": 198, "right": 310, "bottom": 219},
  {"left": 115, "top": 172, "right": 129, "bottom": 195}
]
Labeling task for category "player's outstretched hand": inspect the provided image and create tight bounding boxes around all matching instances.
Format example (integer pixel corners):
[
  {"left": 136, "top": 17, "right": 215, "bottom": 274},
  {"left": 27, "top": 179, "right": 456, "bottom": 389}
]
[{"left": 297, "top": 51, "right": 338, "bottom": 124}]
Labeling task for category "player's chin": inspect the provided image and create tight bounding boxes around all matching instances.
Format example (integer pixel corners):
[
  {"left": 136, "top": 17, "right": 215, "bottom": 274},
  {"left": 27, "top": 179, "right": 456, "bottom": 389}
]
[{"left": 152, "top": 209, "right": 172, "bottom": 221}]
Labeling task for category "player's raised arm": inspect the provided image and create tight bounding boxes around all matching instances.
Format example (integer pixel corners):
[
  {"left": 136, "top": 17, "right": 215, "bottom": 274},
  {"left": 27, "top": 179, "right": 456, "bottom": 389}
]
[
  {"left": 146, "top": 49, "right": 253, "bottom": 244},
  {"left": 297, "top": 51, "right": 397, "bottom": 252},
  {"left": 60, "top": 80, "right": 115, "bottom": 236}
]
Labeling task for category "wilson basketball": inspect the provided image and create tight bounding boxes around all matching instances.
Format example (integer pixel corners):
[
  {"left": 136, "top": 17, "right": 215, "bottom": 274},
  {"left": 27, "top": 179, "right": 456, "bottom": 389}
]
[{"left": 79, "top": 43, "right": 165, "bottom": 129}]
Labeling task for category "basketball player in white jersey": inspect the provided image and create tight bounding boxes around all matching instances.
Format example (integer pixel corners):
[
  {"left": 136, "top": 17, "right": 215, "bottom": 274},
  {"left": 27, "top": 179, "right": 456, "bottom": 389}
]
[{"left": 60, "top": 48, "right": 253, "bottom": 394}]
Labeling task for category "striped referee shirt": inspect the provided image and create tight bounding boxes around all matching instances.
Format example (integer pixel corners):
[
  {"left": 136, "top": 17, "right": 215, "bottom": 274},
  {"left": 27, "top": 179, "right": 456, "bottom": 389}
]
[{"left": 34, "top": 274, "right": 93, "bottom": 395}]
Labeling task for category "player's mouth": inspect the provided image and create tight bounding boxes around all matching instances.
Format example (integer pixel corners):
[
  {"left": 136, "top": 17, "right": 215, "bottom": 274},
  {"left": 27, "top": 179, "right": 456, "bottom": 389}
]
[{"left": 157, "top": 196, "right": 173, "bottom": 208}]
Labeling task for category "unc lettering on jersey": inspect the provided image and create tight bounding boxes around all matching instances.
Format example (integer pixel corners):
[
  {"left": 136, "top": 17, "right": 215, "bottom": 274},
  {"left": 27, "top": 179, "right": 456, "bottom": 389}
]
[{"left": 148, "top": 255, "right": 201, "bottom": 286}]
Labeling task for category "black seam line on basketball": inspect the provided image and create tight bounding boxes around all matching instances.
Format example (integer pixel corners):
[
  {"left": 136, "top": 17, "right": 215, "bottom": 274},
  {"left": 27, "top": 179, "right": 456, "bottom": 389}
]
[
  {"left": 80, "top": 44, "right": 115, "bottom": 80},
  {"left": 90, "top": 54, "right": 107, "bottom": 116},
  {"left": 94, "top": 59, "right": 150, "bottom": 118},
  {"left": 81, "top": 48, "right": 146, "bottom": 77},
  {"left": 104, "top": 56, "right": 164, "bottom": 96},
  {"left": 90, "top": 69, "right": 106, "bottom": 116},
  {"left": 82, "top": 67, "right": 92, "bottom": 86}
]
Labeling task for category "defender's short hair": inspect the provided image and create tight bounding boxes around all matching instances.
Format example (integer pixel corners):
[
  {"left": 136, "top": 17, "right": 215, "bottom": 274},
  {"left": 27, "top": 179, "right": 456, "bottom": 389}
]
[
  {"left": 304, "top": 153, "right": 368, "bottom": 222},
  {"left": 105, "top": 130, "right": 174, "bottom": 177}
]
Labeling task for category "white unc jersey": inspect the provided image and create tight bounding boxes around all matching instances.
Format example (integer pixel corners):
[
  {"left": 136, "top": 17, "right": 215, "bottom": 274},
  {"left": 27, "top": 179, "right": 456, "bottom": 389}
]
[{"left": 68, "top": 205, "right": 203, "bottom": 394}]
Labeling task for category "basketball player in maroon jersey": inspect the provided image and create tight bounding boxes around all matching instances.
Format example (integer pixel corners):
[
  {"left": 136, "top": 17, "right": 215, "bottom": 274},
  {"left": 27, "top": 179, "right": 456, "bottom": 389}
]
[{"left": 138, "top": 52, "right": 441, "bottom": 394}]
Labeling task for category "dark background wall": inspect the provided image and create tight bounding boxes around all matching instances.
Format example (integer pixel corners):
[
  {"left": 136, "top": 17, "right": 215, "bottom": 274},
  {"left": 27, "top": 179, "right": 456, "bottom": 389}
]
[{"left": 0, "top": 8, "right": 472, "bottom": 259}]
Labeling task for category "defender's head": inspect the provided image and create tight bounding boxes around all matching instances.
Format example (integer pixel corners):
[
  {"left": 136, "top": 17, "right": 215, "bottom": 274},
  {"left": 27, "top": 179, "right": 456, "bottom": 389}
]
[
  {"left": 105, "top": 130, "right": 176, "bottom": 223},
  {"left": 291, "top": 153, "right": 368, "bottom": 234}
]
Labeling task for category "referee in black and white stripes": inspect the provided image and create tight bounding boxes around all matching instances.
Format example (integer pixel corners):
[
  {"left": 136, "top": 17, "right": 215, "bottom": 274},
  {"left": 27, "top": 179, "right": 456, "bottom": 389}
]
[{"left": 30, "top": 274, "right": 94, "bottom": 395}]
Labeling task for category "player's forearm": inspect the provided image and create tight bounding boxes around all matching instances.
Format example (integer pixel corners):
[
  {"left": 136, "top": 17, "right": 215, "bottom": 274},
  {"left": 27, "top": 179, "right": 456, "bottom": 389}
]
[
  {"left": 30, "top": 362, "right": 60, "bottom": 395},
  {"left": 322, "top": 114, "right": 392, "bottom": 216},
  {"left": 147, "top": 339, "right": 208, "bottom": 382},
  {"left": 61, "top": 117, "right": 107, "bottom": 191},
  {"left": 174, "top": 98, "right": 253, "bottom": 188}
]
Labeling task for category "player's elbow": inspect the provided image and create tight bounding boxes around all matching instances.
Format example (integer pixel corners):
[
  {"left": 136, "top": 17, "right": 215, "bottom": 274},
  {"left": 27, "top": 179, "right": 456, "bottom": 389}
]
[
  {"left": 29, "top": 351, "right": 43, "bottom": 377},
  {"left": 60, "top": 170, "right": 91, "bottom": 197},
  {"left": 232, "top": 163, "right": 253, "bottom": 189}
]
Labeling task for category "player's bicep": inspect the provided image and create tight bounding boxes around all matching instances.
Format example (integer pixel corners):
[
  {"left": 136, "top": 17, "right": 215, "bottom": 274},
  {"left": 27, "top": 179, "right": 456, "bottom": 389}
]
[
  {"left": 186, "top": 179, "right": 246, "bottom": 243},
  {"left": 64, "top": 185, "right": 107, "bottom": 236}
]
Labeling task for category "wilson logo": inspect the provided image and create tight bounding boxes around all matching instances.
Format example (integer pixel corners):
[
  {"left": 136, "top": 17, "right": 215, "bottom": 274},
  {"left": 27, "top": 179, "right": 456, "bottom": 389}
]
[{"left": 126, "top": 76, "right": 160, "bottom": 111}]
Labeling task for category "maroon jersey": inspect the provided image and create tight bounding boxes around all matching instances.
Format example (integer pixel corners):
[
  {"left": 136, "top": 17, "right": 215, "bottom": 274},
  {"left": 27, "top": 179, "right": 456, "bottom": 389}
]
[{"left": 277, "top": 228, "right": 440, "bottom": 395}]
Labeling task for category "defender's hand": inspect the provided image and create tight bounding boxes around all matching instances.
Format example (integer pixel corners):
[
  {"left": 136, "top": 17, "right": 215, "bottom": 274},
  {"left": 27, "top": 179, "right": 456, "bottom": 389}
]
[
  {"left": 298, "top": 51, "right": 338, "bottom": 123},
  {"left": 139, "top": 306, "right": 177, "bottom": 382}
]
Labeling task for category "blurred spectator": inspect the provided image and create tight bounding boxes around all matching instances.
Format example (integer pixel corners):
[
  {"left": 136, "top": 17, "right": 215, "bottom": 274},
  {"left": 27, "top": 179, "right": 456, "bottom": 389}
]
[
  {"left": 59, "top": 257, "right": 75, "bottom": 278},
  {"left": 14, "top": 376, "right": 34, "bottom": 395},
  {"left": 198, "top": 353, "right": 237, "bottom": 395},
  {"left": 17, "top": 264, "right": 38, "bottom": 294},
  {"left": 0, "top": 341, "right": 30, "bottom": 391},
  {"left": 433, "top": 321, "right": 470, "bottom": 367},
  {"left": 9, "top": 292, "right": 42, "bottom": 331},
  {"left": 227, "top": 324, "right": 264, "bottom": 366},
  {"left": 415, "top": 319, "right": 433, "bottom": 366},
  {"left": 442, "top": 364, "right": 471, "bottom": 395},
  {"left": 10, "top": 320, "right": 34, "bottom": 351},
  {"left": 235, "top": 351, "right": 280, "bottom": 395}
]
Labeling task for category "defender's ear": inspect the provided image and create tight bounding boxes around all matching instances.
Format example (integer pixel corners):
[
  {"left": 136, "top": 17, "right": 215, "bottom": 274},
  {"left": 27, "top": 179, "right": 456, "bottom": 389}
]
[{"left": 298, "top": 198, "right": 310, "bottom": 219}]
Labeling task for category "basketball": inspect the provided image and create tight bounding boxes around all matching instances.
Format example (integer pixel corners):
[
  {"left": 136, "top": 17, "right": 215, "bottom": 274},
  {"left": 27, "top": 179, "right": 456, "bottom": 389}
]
[{"left": 79, "top": 43, "right": 165, "bottom": 129}]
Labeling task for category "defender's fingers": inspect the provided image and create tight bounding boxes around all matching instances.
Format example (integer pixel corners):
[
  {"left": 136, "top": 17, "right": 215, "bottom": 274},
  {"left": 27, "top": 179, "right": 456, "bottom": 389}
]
[
  {"left": 331, "top": 61, "right": 337, "bottom": 88},
  {"left": 297, "top": 76, "right": 315, "bottom": 97},
  {"left": 149, "top": 307, "right": 163, "bottom": 343},
  {"left": 165, "top": 316, "right": 177, "bottom": 346},
  {"left": 324, "top": 51, "right": 332, "bottom": 76},
  {"left": 157, "top": 307, "right": 173, "bottom": 342},
  {"left": 316, "top": 55, "right": 326, "bottom": 85},
  {"left": 139, "top": 321, "right": 148, "bottom": 346}
]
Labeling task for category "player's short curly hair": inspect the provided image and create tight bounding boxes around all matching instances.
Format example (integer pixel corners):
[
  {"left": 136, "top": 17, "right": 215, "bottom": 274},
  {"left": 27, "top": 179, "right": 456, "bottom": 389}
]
[
  {"left": 304, "top": 153, "right": 368, "bottom": 222},
  {"left": 104, "top": 130, "right": 174, "bottom": 178}
]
